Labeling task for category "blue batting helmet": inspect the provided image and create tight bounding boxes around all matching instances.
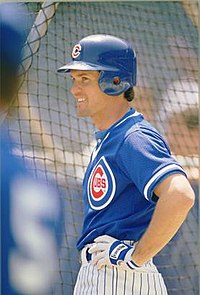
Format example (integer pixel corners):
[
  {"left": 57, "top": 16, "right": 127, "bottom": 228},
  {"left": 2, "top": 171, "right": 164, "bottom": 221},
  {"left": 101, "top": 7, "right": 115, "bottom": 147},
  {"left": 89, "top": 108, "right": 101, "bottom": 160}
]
[{"left": 57, "top": 34, "right": 137, "bottom": 96}]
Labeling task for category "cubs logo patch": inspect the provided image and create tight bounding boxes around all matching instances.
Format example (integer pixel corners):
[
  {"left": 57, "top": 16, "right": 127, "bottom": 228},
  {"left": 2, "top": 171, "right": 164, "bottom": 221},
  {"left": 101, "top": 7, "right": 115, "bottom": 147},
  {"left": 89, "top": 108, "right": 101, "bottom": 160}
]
[
  {"left": 72, "top": 43, "right": 81, "bottom": 58},
  {"left": 87, "top": 157, "right": 116, "bottom": 210}
]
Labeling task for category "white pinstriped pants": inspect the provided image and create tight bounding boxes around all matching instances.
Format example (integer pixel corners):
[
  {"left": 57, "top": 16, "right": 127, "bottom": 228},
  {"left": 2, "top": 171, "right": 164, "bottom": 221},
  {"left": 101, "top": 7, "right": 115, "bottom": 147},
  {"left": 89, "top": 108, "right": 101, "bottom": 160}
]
[{"left": 73, "top": 245, "right": 168, "bottom": 295}]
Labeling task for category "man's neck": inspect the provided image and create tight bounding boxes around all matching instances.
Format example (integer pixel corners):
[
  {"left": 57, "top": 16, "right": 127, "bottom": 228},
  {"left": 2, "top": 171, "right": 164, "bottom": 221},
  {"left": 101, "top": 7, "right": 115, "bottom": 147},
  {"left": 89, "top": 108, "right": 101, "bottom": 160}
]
[{"left": 91, "top": 104, "right": 130, "bottom": 131}]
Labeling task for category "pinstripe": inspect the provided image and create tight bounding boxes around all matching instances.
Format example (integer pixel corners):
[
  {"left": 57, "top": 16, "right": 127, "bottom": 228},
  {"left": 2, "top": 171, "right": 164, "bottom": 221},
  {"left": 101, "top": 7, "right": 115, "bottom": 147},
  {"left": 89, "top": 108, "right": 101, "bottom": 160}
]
[
  {"left": 86, "top": 265, "right": 90, "bottom": 294},
  {"left": 115, "top": 267, "right": 118, "bottom": 295},
  {"left": 83, "top": 267, "right": 87, "bottom": 291},
  {"left": 158, "top": 274, "right": 163, "bottom": 295},
  {"left": 132, "top": 271, "right": 135, "bottom": 294},
  {"left": 86, "top": 263, "right": 92, "bottom": 295},
  {"left": 85, "top": 264, "right": 90, "bottom": 295},
  {"left": 152, "top": 273, "right": 156, "bottom": 294},
  {"left": 74, "top": 267, "right": 168, "bottom": 295},
  {"left": 111, "top": 266, "right": 114, "bottom": 295},
  {"left": 133, "top": 272, "right": 141, "bottom": 294},
  {"left": 160, "top": 275, "right": 168, "bottom": 295},
  {"left": 123, "top": 270, "right": 127, "bottom": 295},
  {"left": 140, "top": 272, "right": 148, "bottom": 295},
  {"left": 83, "top": 266, "right": 88, "bottom": 295},
  {"left": 73, "top": 268, "right": 79, "bottom": 294},
  {"left": 75, "top": 266, "right": 84, "bottom": 295},
  {"left": 74, "top": 265, "right": 84, "bottom": 295},
  {"left": 73, "top": 251, "right": 168, "bottom": 295},
  {"left": 83, "top": 264, "right": 89, "bottom": 295},
  {"left": 139, "top": 273, "right": 142, "bottom": 295},
  {"left": 99, "top": 267, "right": 106, "bottom": 295},
  {"left": 147, "top": 273, "right": 150, "bottom": 295},
  {"left": 152, "top": 273, "right": 157, "bottom": 295},
  {"left": 90, "top": 264, "right": 95, "bottom": 295},
  {"left": 88, "top": 264, "right": 94, "bottom": 295},
  {"left": 147, "top": 273, "right": 152, "bottom": 295},
  {"left": 153, "top": 273, "right": 162, "bottom": 295},
  {"left": 77, "top": 268, "right": 83, "bottom": 291},
  {"left": 103, "top": 266, "right": 107, "bottom": 295},
  {"left": 96, "top": 268, "right": 99, "bottom": 294},
  {"left": 78, "top": 267, "right": 84, "bottom": 294}
]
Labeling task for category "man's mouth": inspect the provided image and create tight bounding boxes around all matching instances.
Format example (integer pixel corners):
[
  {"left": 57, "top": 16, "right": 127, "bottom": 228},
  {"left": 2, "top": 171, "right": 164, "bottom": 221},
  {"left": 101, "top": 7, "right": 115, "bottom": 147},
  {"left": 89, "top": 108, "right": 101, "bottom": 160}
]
[{"left": 77, "top": 98, "right": 86, "bottom": 103}]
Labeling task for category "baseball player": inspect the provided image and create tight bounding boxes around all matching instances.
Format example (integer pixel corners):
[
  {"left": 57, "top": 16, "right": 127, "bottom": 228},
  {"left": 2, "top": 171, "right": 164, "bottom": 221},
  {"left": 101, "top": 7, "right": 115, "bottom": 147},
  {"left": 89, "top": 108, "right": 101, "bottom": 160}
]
[
  {"left": 1, "top": 3, "right": 63, "bottom": 294},
  {"left": 58, "top": 34, "right": 195, "bottom": 294}
]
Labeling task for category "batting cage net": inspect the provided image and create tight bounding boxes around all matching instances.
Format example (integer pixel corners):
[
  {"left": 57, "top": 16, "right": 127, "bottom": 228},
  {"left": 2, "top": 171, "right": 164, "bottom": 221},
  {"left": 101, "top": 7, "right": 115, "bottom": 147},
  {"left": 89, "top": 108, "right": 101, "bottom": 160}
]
[{"left": 5, "top": 1, "right": 198, "bottom": 295}]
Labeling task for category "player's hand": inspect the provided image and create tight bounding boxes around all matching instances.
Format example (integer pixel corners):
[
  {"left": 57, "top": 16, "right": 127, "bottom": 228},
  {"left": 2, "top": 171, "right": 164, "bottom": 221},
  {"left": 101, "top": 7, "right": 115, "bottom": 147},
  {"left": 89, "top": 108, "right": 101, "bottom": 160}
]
[{"left": 88, "top": 235, "right": 141, "bottom": 270}]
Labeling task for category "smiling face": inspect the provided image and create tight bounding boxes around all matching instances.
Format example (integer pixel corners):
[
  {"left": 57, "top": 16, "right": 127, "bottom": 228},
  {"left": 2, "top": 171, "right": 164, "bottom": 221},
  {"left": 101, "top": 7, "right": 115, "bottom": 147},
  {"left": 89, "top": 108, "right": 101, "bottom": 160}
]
[
  {"left": 70, "top": 70, "right": 110, "bottom": 118},
  {"left": 70, "top": 70, "right": 130, "bottom": 130}
]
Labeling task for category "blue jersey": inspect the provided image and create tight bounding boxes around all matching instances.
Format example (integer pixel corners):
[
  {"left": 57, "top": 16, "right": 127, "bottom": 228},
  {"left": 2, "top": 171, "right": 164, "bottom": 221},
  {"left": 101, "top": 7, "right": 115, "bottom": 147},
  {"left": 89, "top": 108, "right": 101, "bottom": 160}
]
[
  {"left": 77, "top": 108, "right": 186, "bottom": 250},
  {"left": 1, "top": 128, "right": 63, "bottom": 295}
]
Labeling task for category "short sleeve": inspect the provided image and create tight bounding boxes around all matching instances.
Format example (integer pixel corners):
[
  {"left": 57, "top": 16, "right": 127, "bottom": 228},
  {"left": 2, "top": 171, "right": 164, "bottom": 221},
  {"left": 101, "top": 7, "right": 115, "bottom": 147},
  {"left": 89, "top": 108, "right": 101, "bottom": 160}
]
[{"left": 117, "top": 129, "right": 186, "bottom": 202}]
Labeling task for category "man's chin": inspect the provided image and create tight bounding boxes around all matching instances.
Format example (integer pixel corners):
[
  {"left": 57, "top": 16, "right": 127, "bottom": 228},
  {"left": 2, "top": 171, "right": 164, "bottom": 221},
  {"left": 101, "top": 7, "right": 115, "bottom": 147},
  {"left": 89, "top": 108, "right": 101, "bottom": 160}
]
[{"left": 77, "top": 111, "right": 88, "bottom": 118}]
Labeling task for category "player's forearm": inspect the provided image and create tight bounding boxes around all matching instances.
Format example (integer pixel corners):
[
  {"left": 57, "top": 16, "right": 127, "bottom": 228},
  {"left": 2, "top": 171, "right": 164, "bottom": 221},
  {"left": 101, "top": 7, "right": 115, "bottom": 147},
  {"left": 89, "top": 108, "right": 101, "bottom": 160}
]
[{"left": 131, "top": 183, "right": 195, "bottom": 266}]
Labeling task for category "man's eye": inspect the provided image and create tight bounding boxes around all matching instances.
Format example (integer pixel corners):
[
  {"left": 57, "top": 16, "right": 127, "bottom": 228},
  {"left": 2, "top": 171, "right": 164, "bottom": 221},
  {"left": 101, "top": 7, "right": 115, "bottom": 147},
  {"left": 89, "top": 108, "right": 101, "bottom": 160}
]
[{"left": 82, "top": 77, "right": 89, "bottom": 82}]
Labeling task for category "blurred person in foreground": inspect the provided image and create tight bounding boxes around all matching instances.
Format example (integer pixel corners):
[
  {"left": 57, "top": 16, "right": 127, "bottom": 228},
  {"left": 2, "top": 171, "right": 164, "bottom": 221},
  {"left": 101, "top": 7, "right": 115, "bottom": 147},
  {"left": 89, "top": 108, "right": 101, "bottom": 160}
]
[{"left": 1, "top": 3, "right": 63, "bottom": 294}]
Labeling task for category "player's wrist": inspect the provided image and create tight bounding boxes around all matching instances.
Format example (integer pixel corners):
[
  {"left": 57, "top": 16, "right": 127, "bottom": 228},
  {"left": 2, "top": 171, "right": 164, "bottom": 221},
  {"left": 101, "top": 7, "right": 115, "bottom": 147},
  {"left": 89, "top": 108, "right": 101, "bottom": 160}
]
[
  {"left": 126, "top": 259, "right": 141, "bottom": 269},
  {"left": 108, "top": 239, "right": 142, "bottom": 269},
  {"left": 129, "top": 249, "right": 143, "bottom": 268}
]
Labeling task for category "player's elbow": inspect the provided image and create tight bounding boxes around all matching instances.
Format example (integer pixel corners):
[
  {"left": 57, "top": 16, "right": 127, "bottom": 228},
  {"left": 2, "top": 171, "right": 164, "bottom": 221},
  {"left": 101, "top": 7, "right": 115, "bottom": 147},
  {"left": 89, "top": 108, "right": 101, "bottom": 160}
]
[
  {"left": 157, "top": 174, "right": 195, "bottom": 212},
  {"left": 182, "top": 189, "right": 195, "bottom": 210},
  {"left": 174, "top": 184, "right": 195, "bottom": 212}
]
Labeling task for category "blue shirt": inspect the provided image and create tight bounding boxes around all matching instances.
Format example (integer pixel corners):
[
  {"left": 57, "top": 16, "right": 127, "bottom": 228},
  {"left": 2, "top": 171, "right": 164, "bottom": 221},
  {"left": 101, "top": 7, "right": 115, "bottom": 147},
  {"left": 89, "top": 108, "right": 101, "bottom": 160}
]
[
  {"left": 1, "top": 127, "right": 63, "bottom": 295},
  {"left": 77, "top": 109, "right": 186, "bottom": 250}
]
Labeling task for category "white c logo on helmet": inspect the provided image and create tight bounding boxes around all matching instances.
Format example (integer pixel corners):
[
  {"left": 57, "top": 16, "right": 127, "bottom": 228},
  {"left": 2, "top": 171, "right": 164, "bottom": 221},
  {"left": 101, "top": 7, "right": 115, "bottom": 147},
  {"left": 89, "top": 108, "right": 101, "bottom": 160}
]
[{"left": 72, "top": 44, "right": 81, "bottom": 58}]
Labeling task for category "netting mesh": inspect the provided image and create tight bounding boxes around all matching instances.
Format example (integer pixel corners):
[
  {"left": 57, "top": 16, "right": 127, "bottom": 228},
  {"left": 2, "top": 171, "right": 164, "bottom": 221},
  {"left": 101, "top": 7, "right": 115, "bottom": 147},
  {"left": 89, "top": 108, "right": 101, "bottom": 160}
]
[{"left": 6, "top": 2, "right": 198, "bottom": 294}]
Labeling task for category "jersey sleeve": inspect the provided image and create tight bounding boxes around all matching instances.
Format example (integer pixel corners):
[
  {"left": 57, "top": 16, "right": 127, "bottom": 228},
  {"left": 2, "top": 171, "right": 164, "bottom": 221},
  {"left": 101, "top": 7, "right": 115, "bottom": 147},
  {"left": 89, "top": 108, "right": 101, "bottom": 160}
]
[{"left": 117, "top": 128, "right": 186, "bottom": 202}]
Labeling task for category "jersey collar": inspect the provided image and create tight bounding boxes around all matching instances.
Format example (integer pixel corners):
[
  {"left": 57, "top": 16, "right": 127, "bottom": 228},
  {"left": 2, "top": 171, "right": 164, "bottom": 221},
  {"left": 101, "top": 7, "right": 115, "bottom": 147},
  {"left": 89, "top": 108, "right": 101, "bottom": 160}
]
[{"left": 95, "top": 108, "right": 143, "bottom": 142}]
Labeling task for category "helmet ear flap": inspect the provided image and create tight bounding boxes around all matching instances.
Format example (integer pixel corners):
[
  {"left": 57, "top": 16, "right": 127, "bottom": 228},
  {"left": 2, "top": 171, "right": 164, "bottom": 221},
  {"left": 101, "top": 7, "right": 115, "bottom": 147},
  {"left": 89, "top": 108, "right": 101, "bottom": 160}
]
[{"left": 98, "top": 71, "right": 131, "bottom": 96}]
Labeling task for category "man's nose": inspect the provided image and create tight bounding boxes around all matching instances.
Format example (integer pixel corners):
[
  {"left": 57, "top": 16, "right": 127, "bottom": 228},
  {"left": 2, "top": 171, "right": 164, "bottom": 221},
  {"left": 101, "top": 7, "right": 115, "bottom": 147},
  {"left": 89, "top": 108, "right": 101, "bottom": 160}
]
[{"left": 70, "top": 82, "right": 82, "bottom": 97}]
